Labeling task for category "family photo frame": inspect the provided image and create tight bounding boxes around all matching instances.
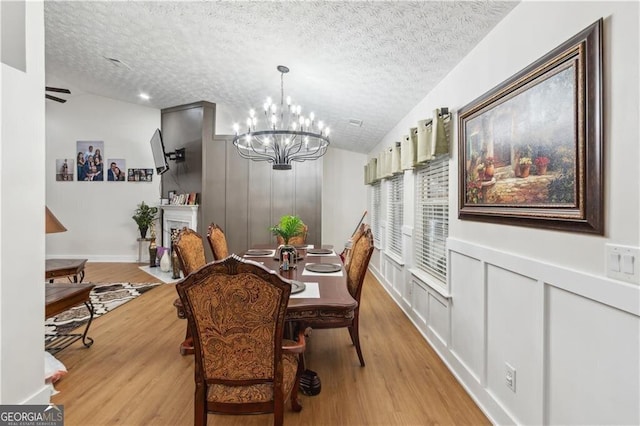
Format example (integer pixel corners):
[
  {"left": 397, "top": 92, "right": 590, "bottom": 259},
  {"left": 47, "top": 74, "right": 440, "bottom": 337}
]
[{"left": 458, "top": 19, "right": 603, "bottom": 234}]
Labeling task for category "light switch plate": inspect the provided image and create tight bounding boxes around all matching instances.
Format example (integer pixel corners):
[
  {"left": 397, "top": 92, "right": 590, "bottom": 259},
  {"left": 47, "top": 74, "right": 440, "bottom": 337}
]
[{"left": 606, "top": 244, "right": 640, "bottom": 285}]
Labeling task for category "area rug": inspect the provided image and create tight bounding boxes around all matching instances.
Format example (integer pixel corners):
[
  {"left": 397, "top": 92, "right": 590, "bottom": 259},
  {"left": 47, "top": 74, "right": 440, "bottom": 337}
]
[{"left": 45, "top": 282, "right": 161, "bottom": 336}]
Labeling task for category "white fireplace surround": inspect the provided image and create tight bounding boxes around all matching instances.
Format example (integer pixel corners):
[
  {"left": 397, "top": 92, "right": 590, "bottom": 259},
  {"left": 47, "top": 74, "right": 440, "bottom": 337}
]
[{"left": 161, "top": 205, "right": 199, "bottom": 247}]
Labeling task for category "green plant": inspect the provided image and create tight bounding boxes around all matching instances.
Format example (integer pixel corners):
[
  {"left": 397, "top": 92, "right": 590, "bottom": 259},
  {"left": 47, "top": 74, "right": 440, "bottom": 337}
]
[
  {"left": 269, "top": 215, "right": 304, "bottom": 245},
  {"left": 132, "top": 201, "right": 158, "bottom": 231}
]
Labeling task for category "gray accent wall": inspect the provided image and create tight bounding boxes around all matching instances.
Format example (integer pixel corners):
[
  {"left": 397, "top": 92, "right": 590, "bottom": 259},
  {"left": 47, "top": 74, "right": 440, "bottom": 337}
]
[
  {"left": 161, "top": 101, "right": 216, "bottom": 238},
  {"left": 161, "top": 101, "right": 323, "bottom": 260},
  {"left": 206, "top": 135, "right": 322, "bottom": 257}
]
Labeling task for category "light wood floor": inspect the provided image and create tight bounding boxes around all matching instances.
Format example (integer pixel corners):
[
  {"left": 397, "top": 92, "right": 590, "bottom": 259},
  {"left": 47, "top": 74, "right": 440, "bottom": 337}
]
[{"left": 51, "top": 263, "right": 489, "bottom": 426}]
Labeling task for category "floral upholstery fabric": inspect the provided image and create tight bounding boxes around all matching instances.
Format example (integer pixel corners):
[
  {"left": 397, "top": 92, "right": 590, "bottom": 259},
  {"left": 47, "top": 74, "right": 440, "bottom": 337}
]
[
  {"left": 347, "top": 228, "right": 373, "bottom": 298},
  {"left": 206, "top": 351, "right": 298, "bottom": 403},
  {"left": 177, "top": 257, "right": 302, "bottom": 419},
  {"left": 187, "top": 272, "right": 282, "bottom": 379},
  {"left": 175, "top": 229, "right": 207, "bottom": 274},
  {"left": 344, "top": 224, "right": 365, "bottom": 273},
  {"left": 208, "top": 226, "right": 229, "bottom": 260}
]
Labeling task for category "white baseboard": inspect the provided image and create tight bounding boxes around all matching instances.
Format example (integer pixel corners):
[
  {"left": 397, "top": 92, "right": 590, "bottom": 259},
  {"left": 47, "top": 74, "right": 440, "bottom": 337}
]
[{"left": 45, "top": 255, "right": 138, "bottom": 263}]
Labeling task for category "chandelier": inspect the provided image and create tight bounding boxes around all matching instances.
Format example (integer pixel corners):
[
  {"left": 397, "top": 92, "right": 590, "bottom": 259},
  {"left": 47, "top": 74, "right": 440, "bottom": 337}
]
[{"left": 232, "top": 65, "right": 330, "bottom": 170}]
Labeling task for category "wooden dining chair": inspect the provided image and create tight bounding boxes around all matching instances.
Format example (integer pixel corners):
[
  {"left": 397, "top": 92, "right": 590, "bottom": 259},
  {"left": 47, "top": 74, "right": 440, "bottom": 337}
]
[
  {"left": 173, "top": 227, "right": 207, "bottom": 275},
  {"left": 176, "top": 255, "right": 306, "bottom": 426},
  {"left": 206, "top": 223, "right": 229, "bottom": 260},
  {"left": 172, "top": 227, "right": 207, "bottom": 355},
  {"left": 308, "top": 226, "right": 374, "bottom": 366},
  {"left": 343, "top": 223, "right": 366, "bottom": 274}
]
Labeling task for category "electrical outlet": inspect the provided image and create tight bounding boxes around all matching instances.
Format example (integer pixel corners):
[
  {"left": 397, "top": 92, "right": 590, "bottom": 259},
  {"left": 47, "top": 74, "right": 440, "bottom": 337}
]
[{"left": 505, "top": 363, "right": 516, "bottom": 392}]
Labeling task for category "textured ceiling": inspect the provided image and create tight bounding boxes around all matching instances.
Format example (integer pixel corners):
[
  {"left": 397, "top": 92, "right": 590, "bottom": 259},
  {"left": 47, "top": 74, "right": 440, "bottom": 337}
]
[{"left": 44, "top": 1, "right": 518, "bottom": 154}]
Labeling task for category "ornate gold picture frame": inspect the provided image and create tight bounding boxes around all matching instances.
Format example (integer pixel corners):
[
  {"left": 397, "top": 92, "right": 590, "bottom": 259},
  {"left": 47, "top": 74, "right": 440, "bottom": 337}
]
[{"left": 458, "top": 19, "right": 603, "bottom": 234}]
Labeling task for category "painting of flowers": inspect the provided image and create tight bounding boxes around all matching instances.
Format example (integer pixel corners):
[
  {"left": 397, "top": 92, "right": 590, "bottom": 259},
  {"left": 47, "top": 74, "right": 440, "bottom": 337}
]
[{"left": 458, "top": 19, "right": 603, "bottom": 234}]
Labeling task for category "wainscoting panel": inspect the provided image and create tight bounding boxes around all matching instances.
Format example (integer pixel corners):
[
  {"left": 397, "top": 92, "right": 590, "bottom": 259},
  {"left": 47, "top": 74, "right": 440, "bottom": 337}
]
[
  {"left": 449, "top": 251, "right": 484, "bottom": 384},
  {"left": 411, "top": 278, "right": 429, "bottom": 327},
  {"left": 370, "top": 237, "right": 640, "bottom": 425},
  {"left": 545, "top": 285, "right": 640, "bottom": 425},
  {"left": 383, "top": 255, "right": 403, "bottom": 298},
  {"left": 427, "top": 291, "right": 449, "bottom": 347},
  {"left": 486, "top": 265, "right": 543, "bottom": 425}
]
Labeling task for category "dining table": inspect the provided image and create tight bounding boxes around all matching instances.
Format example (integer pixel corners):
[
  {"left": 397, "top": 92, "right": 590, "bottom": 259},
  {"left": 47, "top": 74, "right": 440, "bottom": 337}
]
[{"left": 242, "top": 245, "right": 358, "bottom": 327}]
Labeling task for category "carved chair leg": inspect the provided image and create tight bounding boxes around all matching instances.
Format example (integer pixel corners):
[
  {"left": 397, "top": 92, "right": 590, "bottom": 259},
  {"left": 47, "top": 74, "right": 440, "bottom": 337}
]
[
  {"left": 348, "top": 314, "right": 365, "bottom": 367},
  {"left": 274, "top": 397, "right": 284, "bottom": 426},
  {"left": 194, "top": 383, "right": 207, "bottom": 426}
]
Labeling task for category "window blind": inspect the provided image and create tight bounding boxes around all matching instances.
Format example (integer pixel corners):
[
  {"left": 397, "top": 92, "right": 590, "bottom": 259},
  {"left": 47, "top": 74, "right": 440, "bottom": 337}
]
[
  {"left": 371, "top": 182, "right": 381, "bottom": 244},
  {"left": 414, "top": 156, "right": 449, "bottom": 283},
  {"left": 387, "top": 174, "right": 403, "bottom": 257}
]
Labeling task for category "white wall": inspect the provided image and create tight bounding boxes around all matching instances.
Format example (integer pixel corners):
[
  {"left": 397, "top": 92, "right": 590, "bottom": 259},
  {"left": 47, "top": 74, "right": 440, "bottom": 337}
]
[
  {"left": 0, "top": 1, "right": 50, "bottom": 404},
  {"left": 367, "top": 2, "right": 639, "bottom": 424},
  {"left": 46, "top": 92, "right": 364, "bottom": 260},
  {"left": 322, "top": 147, "right": 368, "bottom": 250},
  {"left": 45, "top": 83, "right": 160, "bottom": 261}
]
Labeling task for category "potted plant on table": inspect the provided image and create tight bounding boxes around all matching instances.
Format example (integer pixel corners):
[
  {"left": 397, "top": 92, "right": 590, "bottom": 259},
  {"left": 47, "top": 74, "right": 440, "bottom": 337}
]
[
  {"left": 132, "top": 201, "right": 158, "bottom": 238},
  {"left": 270, "top": 215, "right": 305, "bottom": 270},
  {"left": 269, "top": 215, "right": 305, "bottom": 245}
]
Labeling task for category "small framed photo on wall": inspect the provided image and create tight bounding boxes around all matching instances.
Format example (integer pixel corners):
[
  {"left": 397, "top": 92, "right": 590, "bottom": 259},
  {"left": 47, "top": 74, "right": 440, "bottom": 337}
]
[
  {"left": 55, "top": 158, "right": 74, "bottom": 181},
  {"left": 107, "top": 159, "right": 126, "bottom": 181},
  {"left": 127, "top": 168, "right": 154, "bottom": 182}
]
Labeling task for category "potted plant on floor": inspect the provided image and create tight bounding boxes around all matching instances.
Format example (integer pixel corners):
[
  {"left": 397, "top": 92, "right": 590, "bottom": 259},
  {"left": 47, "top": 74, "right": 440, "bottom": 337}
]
[{"left": 132, "top": 201, "right": 158, "bottom": 238}]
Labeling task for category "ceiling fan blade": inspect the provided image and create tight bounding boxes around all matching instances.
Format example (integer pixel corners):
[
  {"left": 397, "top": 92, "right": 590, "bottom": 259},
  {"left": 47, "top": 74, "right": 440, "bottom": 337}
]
[
  {"left": 45, "top": 86, "right": 71, "bottom": 94},
  {"left": 46, "top": 94, "right": 67, "bottom": 103}
]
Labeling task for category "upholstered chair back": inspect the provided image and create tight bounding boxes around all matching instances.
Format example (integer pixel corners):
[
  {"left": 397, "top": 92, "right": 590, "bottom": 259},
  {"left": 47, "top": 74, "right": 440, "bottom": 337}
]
[
  {"left": 173, "top": 227, "right": 207, "bottom": 275},
  {"left": 346, "top": 226, "right": 374, "bottom": 301},
  {"left": 176, "top": 256, "right": 304, "bottom": 425},
  {"left": 207, "top": 223, "right": 229, "bottom": 260},
  {"left": 344, "top": 223, "right": 366, "bottom": 273}
]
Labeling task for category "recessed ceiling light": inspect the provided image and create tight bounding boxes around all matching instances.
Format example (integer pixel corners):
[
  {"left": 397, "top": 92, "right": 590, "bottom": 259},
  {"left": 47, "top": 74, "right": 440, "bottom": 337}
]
[{"left": 139, "top": 93, "right": 150, "bottom": 100}]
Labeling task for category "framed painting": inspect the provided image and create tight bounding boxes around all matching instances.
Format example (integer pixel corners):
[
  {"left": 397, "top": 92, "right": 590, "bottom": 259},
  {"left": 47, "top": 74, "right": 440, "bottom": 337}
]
[{"left": 458, "top": 19, "right": 603, "bottom": 234}]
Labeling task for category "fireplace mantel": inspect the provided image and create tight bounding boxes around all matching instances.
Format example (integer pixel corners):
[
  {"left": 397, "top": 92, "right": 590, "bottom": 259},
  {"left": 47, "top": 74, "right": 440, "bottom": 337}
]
[{"left": 161, "top": 205, "right": 199, "bottom": 247}]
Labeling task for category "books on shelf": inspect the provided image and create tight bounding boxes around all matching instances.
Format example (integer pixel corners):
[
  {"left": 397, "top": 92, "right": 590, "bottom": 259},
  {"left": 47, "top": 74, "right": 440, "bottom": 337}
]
[{"left": 169, "top": 192, "right": 198, "bottom": 206}]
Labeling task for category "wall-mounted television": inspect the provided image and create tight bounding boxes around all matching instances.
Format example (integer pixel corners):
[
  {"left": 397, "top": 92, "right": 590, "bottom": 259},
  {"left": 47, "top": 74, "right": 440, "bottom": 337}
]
[{"left": 150, "top": 128, "right": 170, "bottom": 175}]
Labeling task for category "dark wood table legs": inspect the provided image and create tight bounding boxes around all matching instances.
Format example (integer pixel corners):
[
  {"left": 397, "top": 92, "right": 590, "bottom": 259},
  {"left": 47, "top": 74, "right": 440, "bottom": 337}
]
[{"left": 45, "top": 283, "right": 95, "bottom": 354}]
